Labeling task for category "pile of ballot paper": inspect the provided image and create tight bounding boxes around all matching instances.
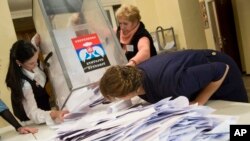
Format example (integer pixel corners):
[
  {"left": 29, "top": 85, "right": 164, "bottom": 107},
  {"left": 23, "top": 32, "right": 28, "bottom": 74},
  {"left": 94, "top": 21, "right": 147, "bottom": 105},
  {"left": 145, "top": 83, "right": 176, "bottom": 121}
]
[{"left": 53, "top": 89, "right": 236, "bottom": 141}]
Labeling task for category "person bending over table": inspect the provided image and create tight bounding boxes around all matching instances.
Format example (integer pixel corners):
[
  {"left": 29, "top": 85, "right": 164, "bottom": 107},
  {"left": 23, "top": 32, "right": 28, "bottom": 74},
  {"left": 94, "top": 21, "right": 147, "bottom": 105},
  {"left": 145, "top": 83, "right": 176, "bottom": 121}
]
[{"left": 100, "top": 49, "right": 248, "bottom": 105}]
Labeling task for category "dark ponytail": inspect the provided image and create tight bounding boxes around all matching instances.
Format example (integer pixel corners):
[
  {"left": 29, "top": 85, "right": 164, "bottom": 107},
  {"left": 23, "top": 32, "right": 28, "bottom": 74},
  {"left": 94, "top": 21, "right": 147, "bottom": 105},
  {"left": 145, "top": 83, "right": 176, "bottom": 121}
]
[{"left": 5, "top": 40, "right": 37, "bottom": 103}]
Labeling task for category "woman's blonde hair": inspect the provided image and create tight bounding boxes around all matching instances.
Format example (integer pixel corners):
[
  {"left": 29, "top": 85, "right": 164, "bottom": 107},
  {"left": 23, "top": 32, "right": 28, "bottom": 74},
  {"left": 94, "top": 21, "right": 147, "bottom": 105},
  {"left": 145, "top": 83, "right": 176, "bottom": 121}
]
[
  {"left": 115, "top": 4, "right": 141, "bottom": 22},
  {"left": 99, "top": 65, "right": 143, "bottom": 100}
]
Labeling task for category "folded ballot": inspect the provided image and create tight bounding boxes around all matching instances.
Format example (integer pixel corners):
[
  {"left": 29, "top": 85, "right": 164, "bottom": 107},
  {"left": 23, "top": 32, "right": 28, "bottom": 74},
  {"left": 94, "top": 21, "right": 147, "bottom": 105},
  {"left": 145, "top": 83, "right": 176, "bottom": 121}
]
[{"left": 107, "top": 100, "right": 133, "bottom": 113}]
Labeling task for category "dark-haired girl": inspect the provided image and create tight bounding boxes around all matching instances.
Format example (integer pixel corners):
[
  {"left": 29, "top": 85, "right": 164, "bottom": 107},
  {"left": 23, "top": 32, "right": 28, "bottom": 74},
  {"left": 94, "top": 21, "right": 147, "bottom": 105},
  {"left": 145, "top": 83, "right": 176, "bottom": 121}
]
[{"left": 5, "top": 39, "right": 68, "bottom": 125}]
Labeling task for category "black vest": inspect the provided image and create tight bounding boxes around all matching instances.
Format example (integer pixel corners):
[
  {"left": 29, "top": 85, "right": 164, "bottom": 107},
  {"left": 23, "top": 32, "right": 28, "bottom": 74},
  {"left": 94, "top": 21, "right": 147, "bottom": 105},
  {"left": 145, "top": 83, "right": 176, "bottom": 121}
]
[
  {"left": 117, "top": 22, "right": 157, "bottom": 61},
  {"left": 12, "top": 73, "right": 51, "bottom": 121}
]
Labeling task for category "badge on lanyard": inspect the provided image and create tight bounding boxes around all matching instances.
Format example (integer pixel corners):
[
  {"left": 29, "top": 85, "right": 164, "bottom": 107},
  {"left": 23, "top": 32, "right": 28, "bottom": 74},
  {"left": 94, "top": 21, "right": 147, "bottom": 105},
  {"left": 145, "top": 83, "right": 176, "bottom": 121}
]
[{"left": 126, "top": 45, "right": 134, "bottom": 52}]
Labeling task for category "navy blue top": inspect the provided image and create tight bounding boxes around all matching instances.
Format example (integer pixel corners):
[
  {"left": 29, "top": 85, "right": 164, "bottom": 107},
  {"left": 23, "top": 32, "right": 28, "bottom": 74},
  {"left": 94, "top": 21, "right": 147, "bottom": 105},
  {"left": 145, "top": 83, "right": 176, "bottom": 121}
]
[{"left": 138, "top": 49, "right": 248, "bottom": 103}]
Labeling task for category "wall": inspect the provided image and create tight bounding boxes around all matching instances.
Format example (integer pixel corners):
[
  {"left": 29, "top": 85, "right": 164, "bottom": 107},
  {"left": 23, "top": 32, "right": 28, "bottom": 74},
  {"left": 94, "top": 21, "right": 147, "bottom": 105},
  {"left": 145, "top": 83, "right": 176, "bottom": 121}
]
[
  {"left": 204, "top": 27, "right": 216, "bottom": 50},
  {"left": 178, "top": 0, "right": 207, "bottom": 49},
  {"left": 132, "top": 0, "right": 158, "bottom": 32},
  {"left": 200, "top": 0, "right": 217, "bottom": 50},
  {"left": 154, "top": 0, "right": 186, "bottom": 49},
  {"left": 232, "top": 0, "right": 250, "bottom": 74},
  {"left": 0, "top": 0, "right": 17, "bottom": 127}
]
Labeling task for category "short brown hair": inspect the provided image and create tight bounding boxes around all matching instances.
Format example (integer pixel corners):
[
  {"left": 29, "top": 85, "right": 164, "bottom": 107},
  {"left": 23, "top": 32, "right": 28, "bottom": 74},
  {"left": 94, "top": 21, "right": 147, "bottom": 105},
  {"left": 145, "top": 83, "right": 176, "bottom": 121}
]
[
  {"left": 99, "top": 65, "right": 143, "bottom": 100},
  {"left": 115, "top": 4, "right": 141, "bottom": 23}
]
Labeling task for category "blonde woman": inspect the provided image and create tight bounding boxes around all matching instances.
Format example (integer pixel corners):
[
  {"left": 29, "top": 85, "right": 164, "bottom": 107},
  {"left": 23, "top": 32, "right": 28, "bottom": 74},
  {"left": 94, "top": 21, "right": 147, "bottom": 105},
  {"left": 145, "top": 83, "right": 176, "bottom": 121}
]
[{"left": 115, "top": 4, "right": 157, "bottom": 66}]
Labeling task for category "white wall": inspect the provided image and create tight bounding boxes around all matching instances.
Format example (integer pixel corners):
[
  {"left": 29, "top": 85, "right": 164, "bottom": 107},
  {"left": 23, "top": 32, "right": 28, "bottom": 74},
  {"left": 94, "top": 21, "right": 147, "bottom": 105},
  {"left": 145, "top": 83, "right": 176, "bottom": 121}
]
[{"left": 0, "top": 0, "right": 17, "bottom": 127}]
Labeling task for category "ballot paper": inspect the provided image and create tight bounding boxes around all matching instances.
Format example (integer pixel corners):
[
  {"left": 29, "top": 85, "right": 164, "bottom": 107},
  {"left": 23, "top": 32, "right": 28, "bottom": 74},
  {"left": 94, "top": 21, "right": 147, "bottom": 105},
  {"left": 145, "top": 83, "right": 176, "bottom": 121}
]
[
  {"left": 63, "top": 85, "right": 104, "bottom": 122},
  {"left": 53, "top": 96, "right": 236, "bottom": 141},
  {"left": 107, "top": 100, "right": 133, "bottom": 113}
]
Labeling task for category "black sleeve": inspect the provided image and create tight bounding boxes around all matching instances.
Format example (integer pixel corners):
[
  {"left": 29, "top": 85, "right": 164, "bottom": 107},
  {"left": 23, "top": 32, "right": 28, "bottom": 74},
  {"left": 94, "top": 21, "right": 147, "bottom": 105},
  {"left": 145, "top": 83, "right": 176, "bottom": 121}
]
[{"left": 0, "top": 109, "right": 22, "bottom": 130}]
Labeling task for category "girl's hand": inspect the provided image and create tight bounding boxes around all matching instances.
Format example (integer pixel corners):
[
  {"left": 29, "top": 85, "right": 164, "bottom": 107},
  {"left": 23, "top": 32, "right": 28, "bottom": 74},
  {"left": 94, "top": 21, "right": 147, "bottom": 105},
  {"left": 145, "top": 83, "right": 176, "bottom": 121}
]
[
  {"left": 31, "top": 33, "right": 41, "bottom": 47},
  {"left": 17, "top": 126, "right": 38, "bottom": 134},
  {"left": 50, "top": 110, "right": 69, "bottom": 123}
]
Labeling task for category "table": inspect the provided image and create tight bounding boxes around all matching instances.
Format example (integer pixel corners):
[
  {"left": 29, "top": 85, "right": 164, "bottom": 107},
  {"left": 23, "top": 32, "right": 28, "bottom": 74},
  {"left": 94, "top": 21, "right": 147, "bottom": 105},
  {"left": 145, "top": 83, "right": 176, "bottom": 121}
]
[
  {"left": 1, "top": 100, "right": 250, "bottom": 141},
  {"left": 207, "top": 100, "right": 250, "bottom": 124},
  {"left": 0, "top": 123, "right": 56, "bottom": 141}
]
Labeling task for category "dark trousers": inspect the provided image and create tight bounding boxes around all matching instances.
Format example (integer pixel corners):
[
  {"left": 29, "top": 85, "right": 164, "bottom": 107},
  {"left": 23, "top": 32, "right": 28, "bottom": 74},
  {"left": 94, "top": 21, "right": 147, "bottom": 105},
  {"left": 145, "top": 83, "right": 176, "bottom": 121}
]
[{"left": 205, "top": 50, "right": 248, "bottom": 103}]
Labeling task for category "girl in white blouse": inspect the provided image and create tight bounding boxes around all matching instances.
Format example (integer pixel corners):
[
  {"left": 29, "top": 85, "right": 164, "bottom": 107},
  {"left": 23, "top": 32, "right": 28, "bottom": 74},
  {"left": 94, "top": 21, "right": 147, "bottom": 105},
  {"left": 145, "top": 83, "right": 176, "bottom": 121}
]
[{"left": 5, "top": 38, "right": 68, "bottom": 125}]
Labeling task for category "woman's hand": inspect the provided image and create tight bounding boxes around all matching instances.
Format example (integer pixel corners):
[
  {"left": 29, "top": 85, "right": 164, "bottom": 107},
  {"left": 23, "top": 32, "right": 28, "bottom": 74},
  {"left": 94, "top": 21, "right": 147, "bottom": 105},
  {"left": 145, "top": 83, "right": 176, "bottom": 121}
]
[
  {"left": 50, "top": 110, "right": 69, "bottom": 123},
  {"left": 126, "top": 59, "right": 137, "bottom": 66},
  {"left": 17, "top": 126, "right": 38, "bottom": 134},
  {"left": 31, "top": 33, "right": 41, "bottom": 47}
]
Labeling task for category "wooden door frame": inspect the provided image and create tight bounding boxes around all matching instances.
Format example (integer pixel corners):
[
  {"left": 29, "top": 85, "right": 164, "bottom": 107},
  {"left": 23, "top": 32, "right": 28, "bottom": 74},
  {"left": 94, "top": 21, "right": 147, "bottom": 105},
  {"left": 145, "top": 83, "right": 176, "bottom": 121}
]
[{"left": 213, "top": 0, "right": 242, "bottom": 71}]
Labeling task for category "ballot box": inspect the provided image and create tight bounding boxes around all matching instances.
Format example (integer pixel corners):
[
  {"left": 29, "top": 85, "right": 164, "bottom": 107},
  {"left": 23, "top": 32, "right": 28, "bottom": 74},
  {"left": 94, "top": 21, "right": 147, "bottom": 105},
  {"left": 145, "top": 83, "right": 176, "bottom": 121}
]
[{"left": 32, "top": 0, "right": 127, "bottom": 109}]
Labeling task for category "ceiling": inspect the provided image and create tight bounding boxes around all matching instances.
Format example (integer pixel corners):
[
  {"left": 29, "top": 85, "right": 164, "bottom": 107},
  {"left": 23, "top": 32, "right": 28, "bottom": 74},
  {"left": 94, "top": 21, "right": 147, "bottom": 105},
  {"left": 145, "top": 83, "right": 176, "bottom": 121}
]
[
  {"left": 7, "top": 0, "right": 121, "bottom": 19},
  {"left": 8, "top": 0, "right": 32, "bottom": 19}
]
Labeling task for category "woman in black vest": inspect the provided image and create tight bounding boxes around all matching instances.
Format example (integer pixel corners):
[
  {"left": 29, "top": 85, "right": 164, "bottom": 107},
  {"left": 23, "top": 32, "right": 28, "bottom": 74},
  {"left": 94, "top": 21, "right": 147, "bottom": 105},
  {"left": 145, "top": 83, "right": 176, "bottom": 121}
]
[
  {"left": 115, "top": 4, "right": 157, "bottom": 66},
  {"left": 5, "top": 37, "right": 68, "bottom": 125}
]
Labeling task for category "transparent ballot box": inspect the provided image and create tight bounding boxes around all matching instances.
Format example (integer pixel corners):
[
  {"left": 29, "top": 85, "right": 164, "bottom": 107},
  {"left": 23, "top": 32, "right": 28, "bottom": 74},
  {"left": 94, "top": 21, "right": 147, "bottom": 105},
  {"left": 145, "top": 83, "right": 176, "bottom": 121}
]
[{"left": 33, "top": 0, "right": 127, "bottom": 108}]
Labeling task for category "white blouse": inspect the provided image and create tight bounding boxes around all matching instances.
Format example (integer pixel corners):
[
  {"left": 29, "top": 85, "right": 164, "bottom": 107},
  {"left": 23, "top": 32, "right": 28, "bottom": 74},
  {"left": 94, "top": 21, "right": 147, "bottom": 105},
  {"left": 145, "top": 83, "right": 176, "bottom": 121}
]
[{"left": 21, "top": 66, "right": 55, "bottom": 125}]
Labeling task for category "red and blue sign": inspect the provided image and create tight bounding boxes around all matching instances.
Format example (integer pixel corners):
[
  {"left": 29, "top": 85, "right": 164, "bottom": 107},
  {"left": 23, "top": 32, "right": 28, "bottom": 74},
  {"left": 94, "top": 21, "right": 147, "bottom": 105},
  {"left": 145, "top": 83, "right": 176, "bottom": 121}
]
[{"left": 72, "top": 33, "right": 110, "bottom": 72}]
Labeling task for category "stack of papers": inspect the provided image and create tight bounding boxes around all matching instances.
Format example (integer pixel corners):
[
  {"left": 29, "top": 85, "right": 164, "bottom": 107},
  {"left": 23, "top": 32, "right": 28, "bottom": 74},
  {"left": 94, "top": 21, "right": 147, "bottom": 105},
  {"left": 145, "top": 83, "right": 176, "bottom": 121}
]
[
  {"left": 54, "top": 96, "right": 236, "bottom": 141},
  {"left": 63, "top": 86, "right": 105, "bottom": 121}
]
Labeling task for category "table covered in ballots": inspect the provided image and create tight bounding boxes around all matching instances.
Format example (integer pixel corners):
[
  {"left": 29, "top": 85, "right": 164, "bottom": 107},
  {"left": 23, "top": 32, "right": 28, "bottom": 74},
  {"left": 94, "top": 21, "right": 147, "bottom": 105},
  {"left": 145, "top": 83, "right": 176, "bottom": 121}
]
[{"left": 1, "top": 87, "right": 250, "bottom": 141}]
